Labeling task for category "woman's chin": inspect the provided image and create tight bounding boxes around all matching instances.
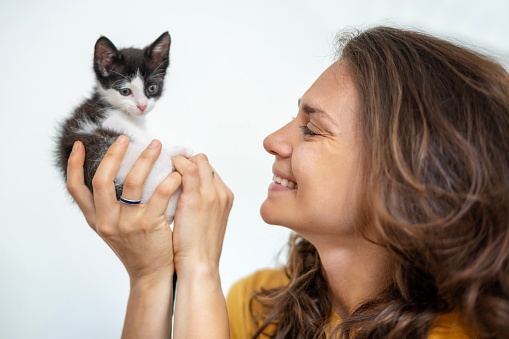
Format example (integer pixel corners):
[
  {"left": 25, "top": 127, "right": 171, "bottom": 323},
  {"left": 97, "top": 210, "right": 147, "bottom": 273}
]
[
  {"left": 260, "top": 200, "right": 291, "bottom": 227},
  {"left": 260, "top": 200, "right": 278, "bottom": 225}
]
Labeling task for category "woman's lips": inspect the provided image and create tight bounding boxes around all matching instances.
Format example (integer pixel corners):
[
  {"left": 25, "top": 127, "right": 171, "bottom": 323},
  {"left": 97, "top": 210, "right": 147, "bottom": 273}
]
[{"left": 269, "top": 175, "right": 298, "bottom": 191}]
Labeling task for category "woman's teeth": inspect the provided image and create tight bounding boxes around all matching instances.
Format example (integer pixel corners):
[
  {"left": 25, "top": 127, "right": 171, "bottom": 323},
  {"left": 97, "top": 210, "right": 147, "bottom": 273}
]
[{"left": 273, "top": 175, "right": 298, "bottom": 189}]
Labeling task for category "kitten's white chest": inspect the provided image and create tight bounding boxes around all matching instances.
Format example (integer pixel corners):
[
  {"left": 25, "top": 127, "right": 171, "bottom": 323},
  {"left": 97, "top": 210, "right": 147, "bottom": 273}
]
[
  {"left": 101, "top": 109, "right": 151, "bottom": 144},
  {"left": 100, "top": 108, "right": 193, "bottom": 224}
]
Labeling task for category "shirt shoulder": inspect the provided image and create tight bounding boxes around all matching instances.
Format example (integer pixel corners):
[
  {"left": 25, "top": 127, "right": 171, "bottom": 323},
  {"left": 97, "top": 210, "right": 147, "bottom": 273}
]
[
  {"left": 428, "top": 313, "right": 478, "bottom": 339},
  {"left": 227, "top": 268, "right": 289, "bottom": 339}
]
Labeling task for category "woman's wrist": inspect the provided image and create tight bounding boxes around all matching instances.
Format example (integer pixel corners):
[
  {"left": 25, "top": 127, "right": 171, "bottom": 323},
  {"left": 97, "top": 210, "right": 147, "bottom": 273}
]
[
  {"left": 174, "top": 259, "right": 220, "bottom": 283},
  {"left": 129, "top": 269, "right": 174, "bottom": 289},
  {"left": 128, "top": 263, "right": 175, "bottom": 289}
]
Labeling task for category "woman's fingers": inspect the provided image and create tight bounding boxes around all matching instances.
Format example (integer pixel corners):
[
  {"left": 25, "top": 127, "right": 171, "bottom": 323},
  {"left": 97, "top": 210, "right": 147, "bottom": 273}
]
[
  {"left": 92, "top": 135, "right": 129, "bottom": 214},
  {"left": 66, "top": 141, "right": 97, "bottom": 229},
  {"left": 172, "top": 155, "right": 200, "bottom": 191},
  {"left": 211, "top": 170, "right": 234, "bottom": 209},
  {"left": 189, "top": 154, "right": 215, "bottom": 186},
  {"left": 174, "top": 154, "right": 232, "bottom": 207},
  {"left": 190, "top": 155, "right": 233, "bottom": 210},
  {"left": 121, "top": 140, "right": 162, "bottom": 202},
  {"left": 174, "top": 154, "right": 215, "bottom": 188},
  {"left": 146, "top": 171, "right": 182, "bottom": 218}
]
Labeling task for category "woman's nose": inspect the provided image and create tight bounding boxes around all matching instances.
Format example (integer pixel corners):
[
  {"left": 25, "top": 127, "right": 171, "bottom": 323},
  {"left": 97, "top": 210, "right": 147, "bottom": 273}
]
[{"left": 263, "top": 123, "right": 293, "bottom": 158}]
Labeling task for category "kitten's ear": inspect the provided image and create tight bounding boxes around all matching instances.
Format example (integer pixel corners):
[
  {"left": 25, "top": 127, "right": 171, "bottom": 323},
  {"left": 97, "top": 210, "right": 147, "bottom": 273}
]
[
  {"left": 94, "top": 36, "right": 121, "bottom": 77},
  {"left": 146, "top": 32, "right": 171, "bottom": 68}
]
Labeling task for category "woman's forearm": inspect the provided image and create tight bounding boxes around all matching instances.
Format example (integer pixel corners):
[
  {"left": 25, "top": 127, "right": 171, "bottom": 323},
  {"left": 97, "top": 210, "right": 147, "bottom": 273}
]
[
  {"left": 173, "top": 264, "right": 230, "bottom": 339},
  {"left": 170, "top": 155, "right": 233, "bottom": 338},
  {"left": 121, "top": 272, "right": 174, "bottom": 339}
]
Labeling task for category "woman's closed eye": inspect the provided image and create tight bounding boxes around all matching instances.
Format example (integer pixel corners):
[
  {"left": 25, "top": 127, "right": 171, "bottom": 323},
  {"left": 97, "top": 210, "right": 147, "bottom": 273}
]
[{"left": 300, "top": 125, "right": 317, "bottom": 136}]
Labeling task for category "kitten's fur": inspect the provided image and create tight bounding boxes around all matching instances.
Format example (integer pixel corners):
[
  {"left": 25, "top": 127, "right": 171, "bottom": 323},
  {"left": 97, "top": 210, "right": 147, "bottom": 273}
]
[{"left": 55, "top": 32, "right": 190, "bottom": 223}]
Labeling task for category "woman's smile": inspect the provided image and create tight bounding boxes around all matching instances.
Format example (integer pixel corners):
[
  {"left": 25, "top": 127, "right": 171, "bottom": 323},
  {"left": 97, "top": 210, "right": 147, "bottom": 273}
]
[
  {"left": 269, "top": 168, "right": 298, "bottom": 192},
  {"left": 272, "top": 175, "right": 298, "bottom": 189}
]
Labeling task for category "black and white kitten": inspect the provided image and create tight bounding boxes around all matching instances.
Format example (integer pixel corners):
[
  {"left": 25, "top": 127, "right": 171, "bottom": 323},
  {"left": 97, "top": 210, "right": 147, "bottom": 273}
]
[{"left": 55, "top": 32, "right": 190, "bottom": 223}]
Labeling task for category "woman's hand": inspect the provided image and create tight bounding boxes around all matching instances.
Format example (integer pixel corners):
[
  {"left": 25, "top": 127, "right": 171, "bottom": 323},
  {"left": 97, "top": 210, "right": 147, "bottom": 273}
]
[
  {"left": 66, "top": 136, "right": 181, "bottom": 282},
  {"left": 171, "top": 154, "right": 233, "bottom": 339},
  {"left": 66, "top": 136, "right": 181, "bottom": 339},
  {"left": 171, "top": 154, "right": 234, "bottom": 276}
]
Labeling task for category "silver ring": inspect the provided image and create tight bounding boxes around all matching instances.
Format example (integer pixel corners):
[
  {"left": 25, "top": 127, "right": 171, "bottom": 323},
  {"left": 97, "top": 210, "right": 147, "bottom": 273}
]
[{"left": 120, "top": 197, "right": 142, "bottom": 205}]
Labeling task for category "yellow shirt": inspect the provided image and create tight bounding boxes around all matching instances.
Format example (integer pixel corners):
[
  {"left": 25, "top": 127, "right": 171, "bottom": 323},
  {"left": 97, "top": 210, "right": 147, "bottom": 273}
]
[{"left": 227, "top": 269, "right": 475, "bottom": 339}]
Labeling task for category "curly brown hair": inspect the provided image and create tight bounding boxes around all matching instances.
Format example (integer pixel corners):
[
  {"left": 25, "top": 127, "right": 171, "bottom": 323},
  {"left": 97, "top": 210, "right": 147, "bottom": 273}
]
[{"left": 251, "top": 26, "right": 509, "bottom": 338}]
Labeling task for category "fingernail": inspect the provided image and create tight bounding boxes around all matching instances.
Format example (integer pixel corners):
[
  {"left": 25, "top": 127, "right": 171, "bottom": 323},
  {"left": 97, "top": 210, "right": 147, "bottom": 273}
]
[
  {"left": 115, "top": 135, "right": 127, "bottom": 144},
  {"left": 72, "top": 141, "right": 79, "bottom": 152},
  {"left": 148, "top": 139, "right": 160, "bottom": 148}
]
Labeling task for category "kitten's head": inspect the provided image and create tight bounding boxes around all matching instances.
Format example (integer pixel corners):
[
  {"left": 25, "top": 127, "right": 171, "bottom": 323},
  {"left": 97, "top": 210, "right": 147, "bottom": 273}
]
[{"left": 93, "top": 32, "right": 171, "bottom": 118}]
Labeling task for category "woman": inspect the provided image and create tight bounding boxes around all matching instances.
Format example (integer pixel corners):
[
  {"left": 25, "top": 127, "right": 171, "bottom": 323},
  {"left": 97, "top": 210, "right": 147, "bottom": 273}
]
[{"left": 66, "top": 26, "right": 509, "bottom": 338}]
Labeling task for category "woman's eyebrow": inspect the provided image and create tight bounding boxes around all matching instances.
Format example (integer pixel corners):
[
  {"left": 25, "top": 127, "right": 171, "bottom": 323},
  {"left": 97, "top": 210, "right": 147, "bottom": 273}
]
[
  {"left": 302, "top": 103, "right": 325, "bottom": 115},
  {"left": 299, "top": 96, "right": 329, "bottom": 115},
  {"left": 299, "top": 99, "right": 326, "bottom": 115},
  {"left": 299, "top": 97, "right": 332, "bottom": 118},
  {"left": 299, "top": 98, "right": 339, "bottom": 128}
]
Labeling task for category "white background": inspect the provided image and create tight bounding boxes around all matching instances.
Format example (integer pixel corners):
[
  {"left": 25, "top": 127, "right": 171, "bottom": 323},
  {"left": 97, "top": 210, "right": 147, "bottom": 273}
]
[{"left": 1, "top": 0, "right": 507, "bottom": 337}]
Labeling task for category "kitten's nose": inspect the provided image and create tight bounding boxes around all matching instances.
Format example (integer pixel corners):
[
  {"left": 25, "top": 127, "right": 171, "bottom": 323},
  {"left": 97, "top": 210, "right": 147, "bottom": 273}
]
[{"left": 138, "top": 104, "right": 147, "bottom": 112}]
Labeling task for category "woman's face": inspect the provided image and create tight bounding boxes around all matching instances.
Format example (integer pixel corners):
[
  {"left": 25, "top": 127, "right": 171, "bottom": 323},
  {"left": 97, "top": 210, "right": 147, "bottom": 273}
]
[{"left": 260, "top": 60, "right": 363, "bottom": 242}]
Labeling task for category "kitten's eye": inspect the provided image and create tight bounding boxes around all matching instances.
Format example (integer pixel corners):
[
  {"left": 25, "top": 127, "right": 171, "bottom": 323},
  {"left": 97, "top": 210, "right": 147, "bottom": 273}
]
[
  {"left": 119, "top": 88, "right": 131, "bottom": 96},
  {"left": 147, "top": 84, "right": 159, "bottom": 95}
]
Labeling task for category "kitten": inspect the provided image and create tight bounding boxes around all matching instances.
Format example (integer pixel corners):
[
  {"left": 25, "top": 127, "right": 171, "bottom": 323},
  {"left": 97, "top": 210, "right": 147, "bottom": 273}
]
[{"left": 55, "top": 32, "right": 191, "bottom": 223}]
